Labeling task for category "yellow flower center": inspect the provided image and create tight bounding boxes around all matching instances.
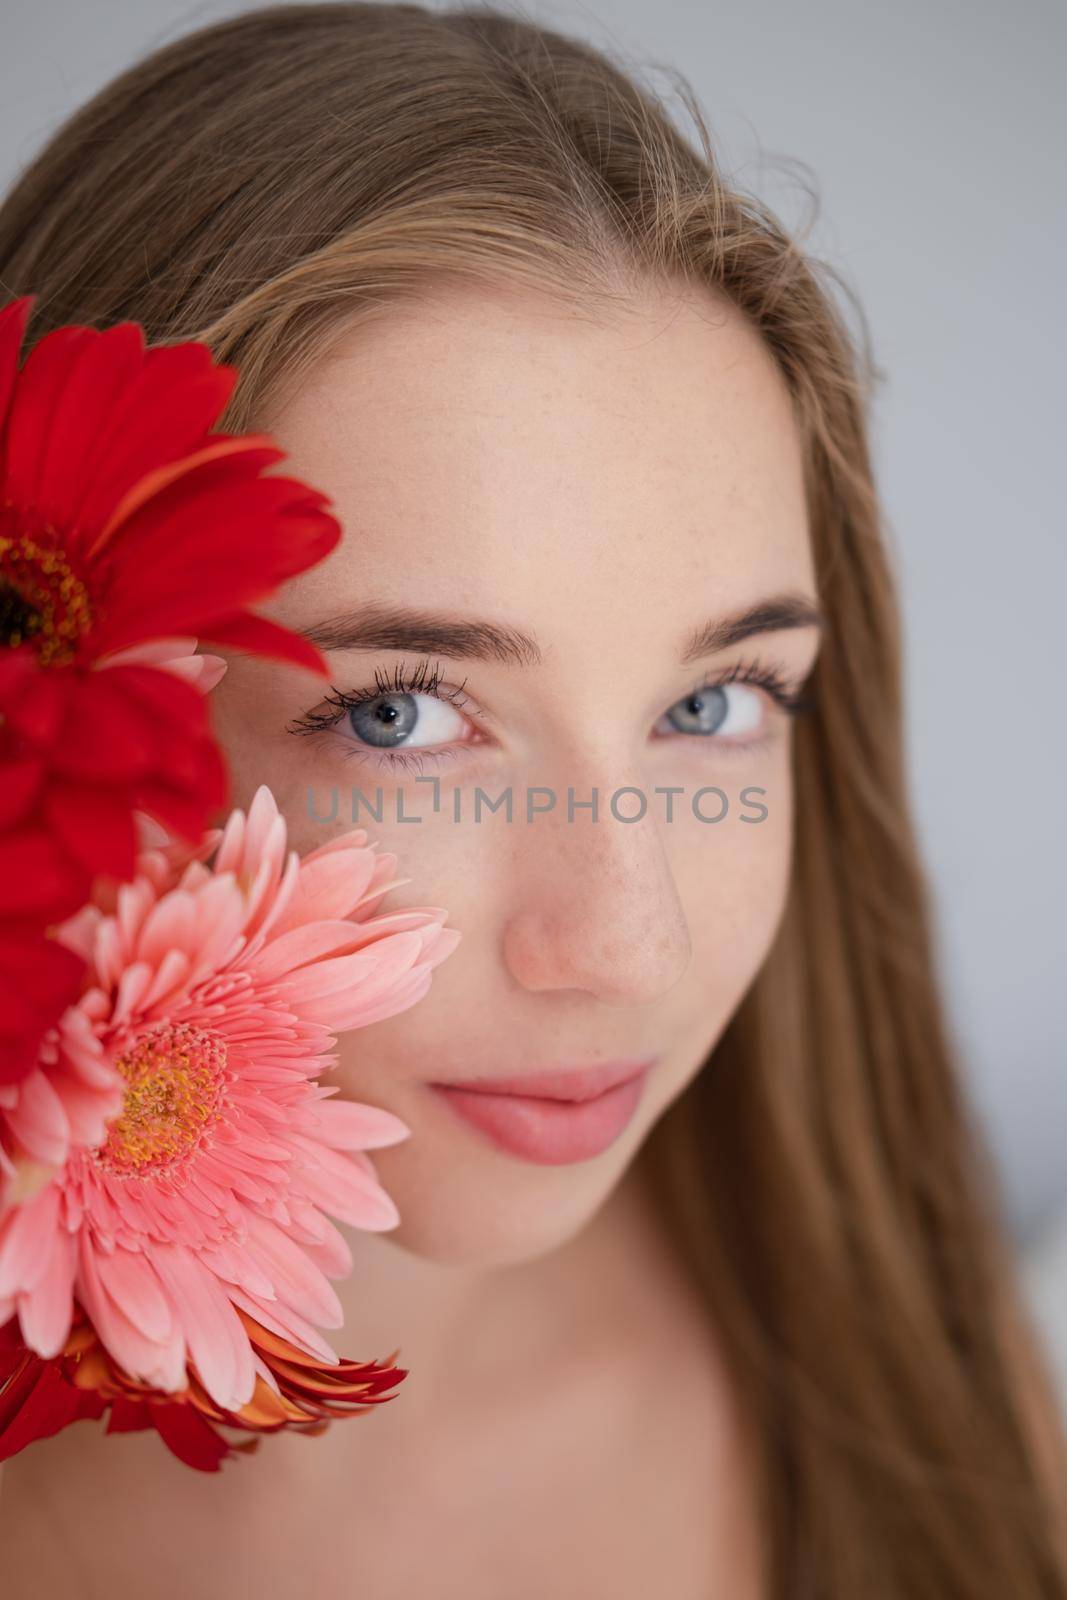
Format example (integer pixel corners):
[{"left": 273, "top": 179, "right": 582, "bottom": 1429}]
[
  {"left": 0, "top": 516, "right": 94, "bottom": 665},
  {"left": 97, "top": 1022, "right": 229, "bottom": 1177}
]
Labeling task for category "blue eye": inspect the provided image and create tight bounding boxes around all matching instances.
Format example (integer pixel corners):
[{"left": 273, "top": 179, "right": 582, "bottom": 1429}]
[
  {"left": 343, "top": 689, "right": 470, "bottom": 751},
  {"left": 287, "top": 659, "right": 483, "bottom": 771},
  {"left": 657, "top": 682, "right": 763, "bottom": 739},
  {"left": 289, "top": 655, "right": 807, "bottom": 771}
]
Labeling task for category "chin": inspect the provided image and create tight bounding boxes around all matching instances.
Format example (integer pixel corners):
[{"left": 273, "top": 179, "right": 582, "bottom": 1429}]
[{"left": 361, "top": 1130, "right": 636, "bottom": 1268}]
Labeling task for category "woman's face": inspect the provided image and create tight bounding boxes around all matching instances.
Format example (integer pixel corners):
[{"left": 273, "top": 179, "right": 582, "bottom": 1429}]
[{"left": 209, "top": 278, "right": 820, "bottom": 1266}]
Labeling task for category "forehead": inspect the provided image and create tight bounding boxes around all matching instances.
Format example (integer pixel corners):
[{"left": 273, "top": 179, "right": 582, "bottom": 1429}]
[{"left": 259, "top": 279, "right": 813, "bottom": 632}]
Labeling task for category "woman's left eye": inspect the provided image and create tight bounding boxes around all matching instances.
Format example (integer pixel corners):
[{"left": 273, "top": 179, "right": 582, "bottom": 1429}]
[
  {"left": 654, "top": 682, "right": 764, "bottom": 740},
  {"left": 336, "top": 690, "right": 473, "bottom": 752}
]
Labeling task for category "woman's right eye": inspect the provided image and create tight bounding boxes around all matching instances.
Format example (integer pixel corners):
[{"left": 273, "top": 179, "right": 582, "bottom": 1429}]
[{"left": 338, "top": 689, "right": 476, "bottom": 752}]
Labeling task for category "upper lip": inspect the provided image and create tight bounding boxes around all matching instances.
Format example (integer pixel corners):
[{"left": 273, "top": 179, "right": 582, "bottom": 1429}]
[{"left": 431, "top": 1059, "right": 656, "bottom": 1103}]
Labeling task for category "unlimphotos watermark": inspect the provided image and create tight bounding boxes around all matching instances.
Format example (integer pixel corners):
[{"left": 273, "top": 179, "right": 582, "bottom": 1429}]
[{"left": 306, "top": 781, "right": 770, "bottom": 826}]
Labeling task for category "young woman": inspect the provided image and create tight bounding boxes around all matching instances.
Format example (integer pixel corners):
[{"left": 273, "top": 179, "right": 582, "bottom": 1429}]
[{"left": 1, "top": 5, "right": 1064, "bottom": 1596}]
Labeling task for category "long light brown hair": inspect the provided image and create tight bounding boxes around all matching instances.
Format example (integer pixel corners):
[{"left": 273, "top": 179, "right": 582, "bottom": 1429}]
[{"left": 1, "top": 5, "right": 1064, "bottom": 1594}]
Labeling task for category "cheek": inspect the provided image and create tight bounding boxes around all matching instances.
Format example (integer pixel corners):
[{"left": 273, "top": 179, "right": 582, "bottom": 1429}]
[
  {"left": 206, "top": 663, "right": 291, "bottom": 819},
  {"left": 670, "top": 767, "right": 794, "bottom": 1018},
  {"left": 207, "top": 664, "right": 360, "bottom": 854}
]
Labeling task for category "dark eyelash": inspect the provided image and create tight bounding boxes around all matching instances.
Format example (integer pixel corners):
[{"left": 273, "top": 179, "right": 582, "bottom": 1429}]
[
  {"left": 287, "top": 652, "right": 814, "bottom": 764},
  {"left": 287, "top": 657, "right": 478, "bottom": 739},
  {"left": 690, "top": 658, "right": 814, "bottom": 716}
]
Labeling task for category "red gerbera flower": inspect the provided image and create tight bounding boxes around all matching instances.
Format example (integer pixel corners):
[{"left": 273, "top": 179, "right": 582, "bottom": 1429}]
[
  {"left": 0, "top": 292, "right": 339, "bottom": 896},
  {"left": 0, "top": 293, "right": 342, "bottom": 1077},
  {"left": 0, "top": 294, "right": 339, "bottom": 672}
]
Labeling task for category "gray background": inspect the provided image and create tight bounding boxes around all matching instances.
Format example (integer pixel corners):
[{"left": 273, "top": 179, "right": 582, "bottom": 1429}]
[{"left": 2, "top": 0, "right": 1063, "bottom": 1243}]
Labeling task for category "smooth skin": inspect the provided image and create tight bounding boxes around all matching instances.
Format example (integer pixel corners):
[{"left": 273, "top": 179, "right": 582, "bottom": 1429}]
[{"left": 1, "top": 277, "right": 821, "bottom": 1597}]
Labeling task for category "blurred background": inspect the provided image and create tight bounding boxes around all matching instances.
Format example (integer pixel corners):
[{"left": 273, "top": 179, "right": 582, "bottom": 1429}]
[{"left": 2, "top": 0, "right": 1064, "bottom": 1393}]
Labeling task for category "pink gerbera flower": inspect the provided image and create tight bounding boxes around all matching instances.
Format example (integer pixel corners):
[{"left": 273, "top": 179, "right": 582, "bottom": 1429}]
[{"left": 0, "top": 786, "right": 460, "bottom": 1468}]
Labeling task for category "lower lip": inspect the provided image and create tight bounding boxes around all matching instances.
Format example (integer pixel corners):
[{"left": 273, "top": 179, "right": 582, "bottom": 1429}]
[{"left": 429, "top": 1069, "right": 651, "bottom": 1166}]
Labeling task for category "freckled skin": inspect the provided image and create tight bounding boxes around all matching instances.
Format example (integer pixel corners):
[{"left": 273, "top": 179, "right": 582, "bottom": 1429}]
[{"left": 209, "top": 276, "right": 819, "bottom": 1268}]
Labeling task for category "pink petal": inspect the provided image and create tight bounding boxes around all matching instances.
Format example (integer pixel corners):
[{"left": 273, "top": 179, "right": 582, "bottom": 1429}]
[
  {"left": 110, "top": 960, "right": 155, "bottom": 1026},
  {"left": 422, "top": 924, "right": 463, "bottom": 971},
  {"left": 77, "top": 1237, "right": 186, "bottom": 1392},
  {"left": 46, "top": 1069, "right": 123, "bottom": 1149},
  {"left": 196, "top": 1240, "right": 277, "bottom": 1302},
  {"left": 0, "top": 1183, "right": 61, "bottom": 1295},
  {"left": 93, "top": 1246, "right": 175, "bottom": 1342},
  {"left": 138, "top": 947, "right": 192, "bottom": 1013},
  {"left": 101, "top": 639, "right": 228, "bottom": 694},
  {"left": 224, "top": 1283, "right": 339, "bottom": 1366},
  {"left": 98, "top": 635, "right": 198, "bottom": 667},
  {"left": 151, "top": 1243, "right": 256, "bottom": 1411},
  {"left": 275, "top": 849, "right": 382, "bottom": 931},
  {"left": 289, "top": 1210, "right": 352, "bottom": 1278},
  {"left": 249, "top": 920, "right": 371, "bottom": 983},
  {"left": 56, "top": 1005, "right": 120, "bottom": 1090},
  {"left": 17, "top": 1228, "right": 76, "bottom": 1357},
  {"left": 5, "top": 1071, "right": 71, "bottom": 1166},
  {"left": 310, "top": 962, "right": 436, "bottom": 1033},
  {"left": 241, "top": 1211, "right": 343, "bottom": 1329},
  {"left": 289, "top": 1137, "right": 400, "bottom": 1232},
  {"left": 133, "top": 891, "right": 196, "bottom": 967},
  {"left": 311, "top": 1096, "right": 411, "bottom": 1151},
  {"left": 280, "top": 932, "right": 422, "bottom": 1010}
]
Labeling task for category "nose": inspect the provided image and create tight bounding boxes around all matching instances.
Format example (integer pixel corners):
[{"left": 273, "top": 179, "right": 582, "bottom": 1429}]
[{"left": 500, "top": 778, "right": 693, "bottom": 1006}]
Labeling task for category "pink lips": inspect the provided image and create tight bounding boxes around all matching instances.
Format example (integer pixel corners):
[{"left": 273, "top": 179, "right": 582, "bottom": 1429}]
[{"left": 429, "top": 1059, "right": 655, "bottom": 1165}]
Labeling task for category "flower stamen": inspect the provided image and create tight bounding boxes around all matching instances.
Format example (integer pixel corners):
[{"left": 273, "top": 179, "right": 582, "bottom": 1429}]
[
  {"left": 98, "top": 1022, "right": 229, "bottom": 1177},
  {"left": 0, "top": 519, "right": 94, "bottom": 665}
]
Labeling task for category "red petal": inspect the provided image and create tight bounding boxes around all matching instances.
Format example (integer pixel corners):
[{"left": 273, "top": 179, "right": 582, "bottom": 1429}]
[
  {"left": 0, "top": 924, "right": 84, "bottom": 1009},
  {"left": 148, "top": 1400, "right": 232, "bottom": 1472},
  {"left": 0, "top": 643, "right": 37, "bottom": 707},
  {"left": 0, "top": 752, "right": 45, "bottom": 828},
  {"left": 0, "top": 294, "right": 33, "bottom": 447},
  {"left": 51, "top": 664, "right": 227, "bottom": 843},
  {"left": 91, "top": 435, "right": 284, "bottom": 555},
  {"left": 0, "top": 932, "right": 84, "bottom": 1086},
  {"left": 50, "top": 673, "right": 162, "bottom": 782},
  {"left": 2, "top": 324, "right": 102, "bottom": 515},
  {"left": 197, "top": 612, "right": 329, "bottom": 675},
  {"left": 105, "top": 1396, "right": 152, "bottom": 1434},
  {"left": 11, "top": 323, "right": 146, "bottom": 535},
  {"left": 64, "top": 344, "right": 239, "bottom": 556},
  {"left": 0, "top": 1338, "right": 107, "bottom": 1462},
  {"left": 98, "top": 661, "right": 211, "bottom": 729},
  {"left": 41, "top": 779, "right": 138, "bottom": 881},
  {"left": 101, "top": 462, "right": 334, "bottom": 576},
  {"left": 89, "top": 482, "right": 339, "bottom": 655},
  {"left": 132, "top": 739, "right": 229, "bottom": 842},
  {"left": 0, "top": 825, "right": 88, "bottom": 919},
  {"left": 1, "top": 667, "right": 74, "bottom": 747}
]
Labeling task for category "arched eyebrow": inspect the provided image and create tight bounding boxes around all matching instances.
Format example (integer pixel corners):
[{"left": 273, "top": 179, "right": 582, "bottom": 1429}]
[
  {"left": 298, "top": 592, "right": 822, "bottom": 667},
  {"left": 678, "top": 593, "right": 822, "bottom": 663}
]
